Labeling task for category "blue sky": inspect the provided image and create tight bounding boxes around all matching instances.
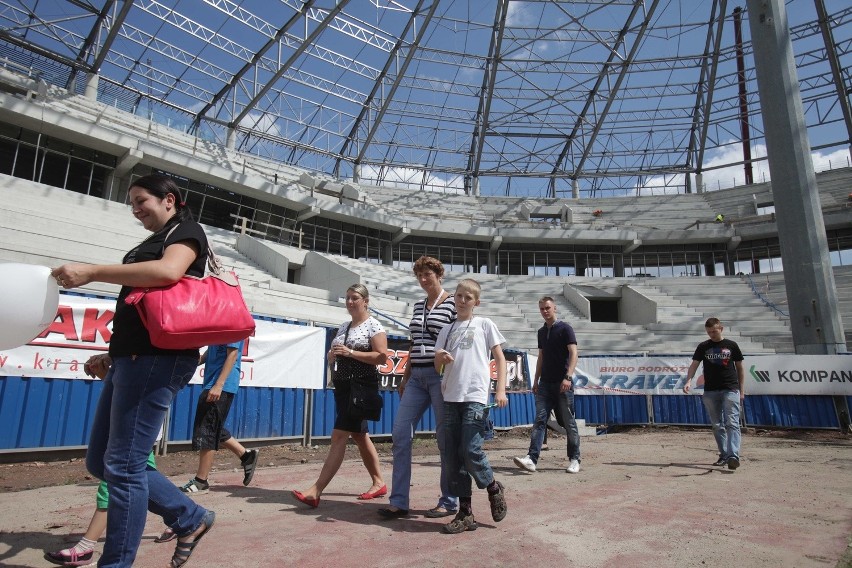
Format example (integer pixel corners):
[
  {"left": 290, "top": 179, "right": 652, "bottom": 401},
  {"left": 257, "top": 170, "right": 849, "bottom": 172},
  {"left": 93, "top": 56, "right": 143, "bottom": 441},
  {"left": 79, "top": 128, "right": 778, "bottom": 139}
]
[{"left": 1, "top": 0, "right": 849, "bottom": 197}]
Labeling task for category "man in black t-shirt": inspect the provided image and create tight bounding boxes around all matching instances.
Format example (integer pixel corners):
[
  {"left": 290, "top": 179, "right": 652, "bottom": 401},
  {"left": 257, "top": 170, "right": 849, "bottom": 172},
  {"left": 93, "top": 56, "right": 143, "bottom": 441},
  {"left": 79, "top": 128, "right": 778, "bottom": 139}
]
[
  {"left": 683, "top": 318, "right": 745, "bottom": 470},
  {"left": 513, "top": 297, "right": 581, "bottom": 474}
]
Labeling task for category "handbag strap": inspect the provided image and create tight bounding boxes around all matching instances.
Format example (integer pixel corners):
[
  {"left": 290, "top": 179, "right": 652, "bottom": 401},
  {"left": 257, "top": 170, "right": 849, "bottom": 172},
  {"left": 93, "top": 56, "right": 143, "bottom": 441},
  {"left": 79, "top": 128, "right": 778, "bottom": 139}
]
[{"left": 161, "top": 223, "right": 221, "bottom": 276}]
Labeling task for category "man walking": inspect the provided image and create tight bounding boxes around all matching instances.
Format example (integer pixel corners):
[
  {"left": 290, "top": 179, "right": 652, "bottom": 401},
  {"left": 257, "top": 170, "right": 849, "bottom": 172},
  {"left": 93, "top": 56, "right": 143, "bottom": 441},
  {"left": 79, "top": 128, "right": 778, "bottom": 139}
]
[
  {"left": 683, "top": 317, "right": 745, "bottom": 470},
  {"left": 180, "top": 340, "right": 259, "bottom": 493},
  {"left": 513, "top": 297, "right": 581, "bottom": 474}
]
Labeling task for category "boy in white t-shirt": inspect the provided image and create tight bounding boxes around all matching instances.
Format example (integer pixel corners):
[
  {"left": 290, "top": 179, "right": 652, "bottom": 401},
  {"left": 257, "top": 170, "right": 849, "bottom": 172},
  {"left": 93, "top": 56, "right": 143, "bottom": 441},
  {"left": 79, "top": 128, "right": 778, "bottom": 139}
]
[{"left": 434, "top": 278, "right": 508, "bottom": 534}]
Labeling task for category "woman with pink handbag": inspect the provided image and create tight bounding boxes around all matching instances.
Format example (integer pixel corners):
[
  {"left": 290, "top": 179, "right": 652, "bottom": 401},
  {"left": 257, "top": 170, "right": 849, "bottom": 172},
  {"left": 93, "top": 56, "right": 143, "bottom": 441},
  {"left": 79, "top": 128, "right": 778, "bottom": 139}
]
[{"left": 51, "top": 174, "right": 215, "bottom": 568}]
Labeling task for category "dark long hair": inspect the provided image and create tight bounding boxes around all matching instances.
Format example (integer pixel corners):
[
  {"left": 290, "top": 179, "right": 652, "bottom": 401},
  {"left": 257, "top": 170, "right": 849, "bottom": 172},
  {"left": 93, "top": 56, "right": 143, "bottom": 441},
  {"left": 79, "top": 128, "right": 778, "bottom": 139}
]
[{"left": 130, "top": 174, "right": 194, "bottom": 223}]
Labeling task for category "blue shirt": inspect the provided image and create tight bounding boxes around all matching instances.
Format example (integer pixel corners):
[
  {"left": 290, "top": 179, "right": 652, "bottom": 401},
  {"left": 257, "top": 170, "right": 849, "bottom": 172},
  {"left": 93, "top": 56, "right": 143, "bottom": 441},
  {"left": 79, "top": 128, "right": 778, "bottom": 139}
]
[
  {"left": 537, "top": 320, "right": 577, "bottom": 383},
  {"left": 202, "top": 341, "right": 244, "bottom": 393}
]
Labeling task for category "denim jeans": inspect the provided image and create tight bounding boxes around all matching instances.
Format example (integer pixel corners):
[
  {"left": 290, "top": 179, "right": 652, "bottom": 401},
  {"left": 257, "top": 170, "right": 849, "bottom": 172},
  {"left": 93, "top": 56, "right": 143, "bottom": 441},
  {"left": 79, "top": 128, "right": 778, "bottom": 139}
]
[
  {"left": 390, "top": 366, "right": 457, "bottom": 511},
  {"left": 527, "top": 382, "right": 581, "bottom": 464},
  {"left": 440, "top": 402, "right": 495, "bottom": 499},
  {"left": 702, "top": 389, "right": 742, "bottom": 460},
  {"left": 86, "top": 355, "right": 208, "bottom": 568}
]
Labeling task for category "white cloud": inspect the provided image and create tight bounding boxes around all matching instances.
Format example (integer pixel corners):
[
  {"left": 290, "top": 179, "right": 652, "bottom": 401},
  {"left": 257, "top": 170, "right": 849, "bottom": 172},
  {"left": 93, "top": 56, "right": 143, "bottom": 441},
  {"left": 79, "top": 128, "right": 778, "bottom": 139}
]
[
  {"left": 239, "top": 111, "right": 282, "bottom": 138},
  {"left": 635, "top": 142, "right": 851, "bottom": 195},
  {"left": 811, "top": 148, "right": 851, "bottom": 172},
  {"left": 506, "top": 1, "right": 535, "bottom": 27},
  {"left": 357, "top": 164, "right": 464, "bottom": 194},
  {"left": 698, "top": 142, "right": 770, "bottom": 191},
  {"left": 183, "top": 101, "right": 281, "bottom": 138}
]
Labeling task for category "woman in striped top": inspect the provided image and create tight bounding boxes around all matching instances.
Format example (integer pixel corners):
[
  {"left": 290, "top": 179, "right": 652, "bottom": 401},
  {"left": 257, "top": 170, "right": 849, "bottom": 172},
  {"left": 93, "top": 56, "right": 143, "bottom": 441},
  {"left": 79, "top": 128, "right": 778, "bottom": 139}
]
[{"left": 379, "top": 256, "right": 459, "bottom": 519}]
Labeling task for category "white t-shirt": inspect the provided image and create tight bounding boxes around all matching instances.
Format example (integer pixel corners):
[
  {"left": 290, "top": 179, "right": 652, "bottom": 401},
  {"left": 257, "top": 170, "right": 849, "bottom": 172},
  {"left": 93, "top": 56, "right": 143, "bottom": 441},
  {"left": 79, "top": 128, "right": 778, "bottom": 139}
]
[
  {"left": 331, "top": 316, "right": 386, "bottom": 351},
  {"left": 435, "top": 316, "right": 505, "bottom": 404}
]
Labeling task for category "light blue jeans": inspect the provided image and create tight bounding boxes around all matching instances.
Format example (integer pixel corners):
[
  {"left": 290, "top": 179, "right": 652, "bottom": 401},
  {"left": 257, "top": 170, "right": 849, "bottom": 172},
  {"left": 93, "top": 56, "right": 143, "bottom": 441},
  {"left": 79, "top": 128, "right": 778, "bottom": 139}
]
[
  {"left": 702, "top": 389, "right": 742, "bottom": 460},
  {"left": 389, "top": 366, "right": 457, "bottom": 511},
  {"left": 441, "top": 401, "right": 495, "bottom": 499},
  {"left": 86, "top": 355, "right": 208, "bottom": 568}
]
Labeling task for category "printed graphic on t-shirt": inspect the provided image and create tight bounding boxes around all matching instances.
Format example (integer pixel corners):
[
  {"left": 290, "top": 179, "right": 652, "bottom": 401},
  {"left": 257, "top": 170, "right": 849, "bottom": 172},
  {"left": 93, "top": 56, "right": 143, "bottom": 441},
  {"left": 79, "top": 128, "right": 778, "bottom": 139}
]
[
  {"left": 705, "top": 347, "right": 732, "bottom": 367},
  {"left": 442, "top": 320, "right": 476, "bottom": 353}
]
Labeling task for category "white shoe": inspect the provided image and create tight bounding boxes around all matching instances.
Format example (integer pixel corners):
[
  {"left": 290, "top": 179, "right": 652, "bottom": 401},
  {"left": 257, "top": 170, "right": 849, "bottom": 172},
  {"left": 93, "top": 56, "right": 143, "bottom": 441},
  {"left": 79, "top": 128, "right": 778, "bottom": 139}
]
[
  {"left": 513, "top": 455, "right": 536, "bottom": 472},
  {"left": 567, "top": 459, "right": 581, "bottom": 474}
]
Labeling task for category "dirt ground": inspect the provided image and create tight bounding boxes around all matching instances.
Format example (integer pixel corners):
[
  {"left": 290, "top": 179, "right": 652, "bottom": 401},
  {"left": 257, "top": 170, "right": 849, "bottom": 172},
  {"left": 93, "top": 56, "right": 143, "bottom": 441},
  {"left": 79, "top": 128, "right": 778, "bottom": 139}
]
[
  {"left": 0, "top": 425, "right": 846, "bottom": 493},
  {"left": 0, "top": 428, "right": 520, "bottom": 493},
  {"left": 1, "top": 426, "right": 851, "bottom": 568}
]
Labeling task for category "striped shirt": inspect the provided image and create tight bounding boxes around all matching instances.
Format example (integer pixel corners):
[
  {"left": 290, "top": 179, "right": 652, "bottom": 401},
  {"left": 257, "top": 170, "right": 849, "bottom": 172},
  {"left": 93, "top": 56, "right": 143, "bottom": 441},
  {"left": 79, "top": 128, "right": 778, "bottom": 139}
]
[{"left": 408, "top": 295, "right": 457, "bottom": 366}]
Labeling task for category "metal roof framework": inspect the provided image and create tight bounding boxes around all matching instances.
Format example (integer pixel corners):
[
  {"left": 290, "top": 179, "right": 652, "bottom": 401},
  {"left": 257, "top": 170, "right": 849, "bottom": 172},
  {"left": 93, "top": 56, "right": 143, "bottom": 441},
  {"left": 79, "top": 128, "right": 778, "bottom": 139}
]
[{"left": 0, "top": 0, "right": 850, "bottom": 198}]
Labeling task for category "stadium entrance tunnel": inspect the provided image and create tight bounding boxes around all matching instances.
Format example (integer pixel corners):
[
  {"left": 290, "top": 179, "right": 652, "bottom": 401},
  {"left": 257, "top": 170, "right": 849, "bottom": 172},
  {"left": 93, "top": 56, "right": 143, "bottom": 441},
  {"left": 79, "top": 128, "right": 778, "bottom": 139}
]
[{"left": 590, "top": 299, "right": 619, "bottom": 323}]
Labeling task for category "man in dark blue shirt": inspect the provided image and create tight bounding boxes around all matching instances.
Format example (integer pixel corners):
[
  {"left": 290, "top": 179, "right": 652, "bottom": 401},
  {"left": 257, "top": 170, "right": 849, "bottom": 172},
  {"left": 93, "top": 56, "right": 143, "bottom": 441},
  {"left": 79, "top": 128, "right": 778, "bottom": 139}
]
[{"left": 513, "top": 297, "right": 581, "bottom": 474}]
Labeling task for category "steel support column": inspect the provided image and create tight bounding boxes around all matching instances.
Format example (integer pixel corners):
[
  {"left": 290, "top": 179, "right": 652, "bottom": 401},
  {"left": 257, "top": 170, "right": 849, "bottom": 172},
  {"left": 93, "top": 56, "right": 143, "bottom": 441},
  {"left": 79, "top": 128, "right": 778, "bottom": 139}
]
[{"left": 746, "top": 0, "right": 845, "bottom": 356}]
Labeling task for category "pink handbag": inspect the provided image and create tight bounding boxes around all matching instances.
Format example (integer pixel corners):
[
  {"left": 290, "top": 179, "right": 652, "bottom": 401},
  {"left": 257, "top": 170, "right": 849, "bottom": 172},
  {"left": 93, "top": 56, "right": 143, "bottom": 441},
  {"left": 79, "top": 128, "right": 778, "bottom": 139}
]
[{"left": 124, "top": 246, "right": 255, "bottom": 350}]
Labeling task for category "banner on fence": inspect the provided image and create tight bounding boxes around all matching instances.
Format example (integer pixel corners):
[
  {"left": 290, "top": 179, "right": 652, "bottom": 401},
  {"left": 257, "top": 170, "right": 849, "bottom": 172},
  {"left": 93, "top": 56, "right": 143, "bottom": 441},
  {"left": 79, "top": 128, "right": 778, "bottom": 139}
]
[
  {"left": 0, "top": 294, "right": 326, "bottom": 389},
  {"left": 575, "top": 355, "right": 852, "bottom": 396},
  {"left": 5, "top": 294, "right": 849, "bottom": 395},
  {"left": 338, "top": 337, "right": 529, "bottom": 392}
]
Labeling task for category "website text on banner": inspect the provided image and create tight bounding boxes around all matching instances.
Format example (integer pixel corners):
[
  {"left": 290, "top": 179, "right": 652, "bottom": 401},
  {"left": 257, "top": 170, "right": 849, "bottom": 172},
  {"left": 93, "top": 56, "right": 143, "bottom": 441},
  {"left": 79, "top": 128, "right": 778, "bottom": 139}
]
[
  {"left": 575, "top": 356, "right": 852, "bottom": 396},
  {"left": 0, "top": 294, "right": 326, "bottom": 389}
]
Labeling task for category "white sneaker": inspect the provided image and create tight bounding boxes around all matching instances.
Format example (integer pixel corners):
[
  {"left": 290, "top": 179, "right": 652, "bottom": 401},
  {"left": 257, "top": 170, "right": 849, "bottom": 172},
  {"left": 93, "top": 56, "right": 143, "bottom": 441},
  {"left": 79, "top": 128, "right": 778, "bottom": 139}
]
[
  {"left": 513, "top": 455, "right": 536, "bottom": 472},
  {"left": 567, "top": 459, "right": 581, "bottom": 474}
]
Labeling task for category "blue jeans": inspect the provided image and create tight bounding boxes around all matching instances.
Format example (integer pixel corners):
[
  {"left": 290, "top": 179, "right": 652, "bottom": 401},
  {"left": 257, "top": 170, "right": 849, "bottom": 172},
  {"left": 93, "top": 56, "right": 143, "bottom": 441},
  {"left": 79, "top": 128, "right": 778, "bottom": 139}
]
[
  {"left": 390, "top": 366, "right": 457, "bottom": 511},
  {"left": 527, "top": 382, "right": 581, "bottom": 464},
  {"left": 86, "top": 355, "right": 208, "bottom": 568},
  {"left": 702, "top": 390, "right": 742, "bottom": 460},
  {"left": 440, "top": 402, "right": 495, "bottom": 499}
]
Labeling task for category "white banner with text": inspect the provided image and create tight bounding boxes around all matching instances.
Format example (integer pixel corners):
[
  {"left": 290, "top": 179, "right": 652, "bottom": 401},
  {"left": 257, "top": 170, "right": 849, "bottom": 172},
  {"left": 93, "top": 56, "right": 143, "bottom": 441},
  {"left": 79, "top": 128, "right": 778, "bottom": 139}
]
[
  {"left": 0, "top": 294, "right": 326, "bottom": 389},
  {"left": 575, "top": 355, "right": 852, "bottom": 395}
]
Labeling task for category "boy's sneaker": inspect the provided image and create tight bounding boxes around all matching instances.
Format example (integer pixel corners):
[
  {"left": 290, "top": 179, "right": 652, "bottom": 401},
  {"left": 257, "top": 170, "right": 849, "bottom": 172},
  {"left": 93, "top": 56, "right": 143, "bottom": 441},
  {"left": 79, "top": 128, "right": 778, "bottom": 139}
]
[
  {"left": 487, "top": 481, "right": 507, "bottom": 522},
  {"left": 241, "top": 449, "right": 259, "bottom": 486},
  {"left": 513, "top": 455, "right": 536, "bottom": 472},
  {"left": 442, "top": 510, "right": 478, "bottom": 534},
  {"left": 567, "top": 459, "right": 581, "bottom": 474},
  {"left": 180, "top": 478, "right": 209, "bottom": 494},
  {"left": 727, "top": 456, "right": 740, "bottom": 470},
  {"left": 713, "top": 457, "right": 727, "bottom": 467}
]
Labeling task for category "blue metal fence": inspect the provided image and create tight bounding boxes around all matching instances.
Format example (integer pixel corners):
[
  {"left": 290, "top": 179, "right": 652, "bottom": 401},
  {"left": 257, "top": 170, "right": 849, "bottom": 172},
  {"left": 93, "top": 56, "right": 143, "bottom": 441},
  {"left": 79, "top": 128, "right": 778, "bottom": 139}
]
[{"left": 0, "top": 380, "right": 847, "bottom": 452}]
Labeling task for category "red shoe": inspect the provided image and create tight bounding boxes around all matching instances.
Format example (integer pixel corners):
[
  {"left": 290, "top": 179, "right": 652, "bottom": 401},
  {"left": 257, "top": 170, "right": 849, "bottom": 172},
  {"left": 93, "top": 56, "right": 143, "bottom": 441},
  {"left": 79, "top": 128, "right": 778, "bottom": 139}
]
[
  {"left": 292, "top": 490, "right": 320, "bottom": 508},
  {"left": 357, "top": 484, "right": 387, "bottom": 500}
]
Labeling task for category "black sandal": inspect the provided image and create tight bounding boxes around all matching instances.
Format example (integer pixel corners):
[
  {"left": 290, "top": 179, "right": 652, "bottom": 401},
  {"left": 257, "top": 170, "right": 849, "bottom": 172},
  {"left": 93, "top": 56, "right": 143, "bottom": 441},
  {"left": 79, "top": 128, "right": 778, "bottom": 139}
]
[
  {"left": 155, "top": 527, "right": 177, "bottom": 543},
  {"left": 170, "top": 510, "right": 215, "bottom": 567},
  {"left": 377, "top": 507, "right": 409, "bottom": 519}
]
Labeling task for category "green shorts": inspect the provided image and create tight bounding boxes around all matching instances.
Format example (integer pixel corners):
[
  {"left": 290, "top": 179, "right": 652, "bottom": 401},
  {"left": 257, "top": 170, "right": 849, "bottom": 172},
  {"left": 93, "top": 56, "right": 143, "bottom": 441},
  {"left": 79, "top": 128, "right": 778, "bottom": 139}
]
[{"left": 95, "top": 451, "right": 157, "bottom": 509}]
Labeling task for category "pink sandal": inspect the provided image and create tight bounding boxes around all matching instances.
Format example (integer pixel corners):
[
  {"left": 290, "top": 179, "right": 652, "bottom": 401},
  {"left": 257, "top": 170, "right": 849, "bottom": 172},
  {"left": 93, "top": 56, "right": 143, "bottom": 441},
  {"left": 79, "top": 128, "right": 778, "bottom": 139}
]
[{"left": 44, "top": 547, "right": 95, "bottom": 567}]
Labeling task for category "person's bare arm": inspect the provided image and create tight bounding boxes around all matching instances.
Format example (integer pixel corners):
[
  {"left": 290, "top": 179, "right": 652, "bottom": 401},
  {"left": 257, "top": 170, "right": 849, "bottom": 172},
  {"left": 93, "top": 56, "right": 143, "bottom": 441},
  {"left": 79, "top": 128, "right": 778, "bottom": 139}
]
[
  {"left": 52, "top": 241, "right": 200, "bottom": 289},
  {"left": 492, "top": 345, "right": 508, "bottom": 408},
  {"left": 735, "top": 360, "right": 745, "bottom": 400},
  {"left": 206, "top": 346, "right": 239, "bottom": 403},
  {"left": 561, "top": 343, "right": 579, "bottom": 393},
  {"left": 683, "top": 360, "right": 701, "bottom": 393}
]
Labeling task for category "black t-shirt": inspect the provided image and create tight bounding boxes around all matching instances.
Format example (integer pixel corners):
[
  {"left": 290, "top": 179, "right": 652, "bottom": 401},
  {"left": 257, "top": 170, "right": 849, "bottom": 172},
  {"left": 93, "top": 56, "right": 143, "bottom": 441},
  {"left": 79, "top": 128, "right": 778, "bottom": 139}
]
[
  {"left": 109, "top": 218, "right": 208, "bottom": 357},
  {"left": 692, "top": 338, "right": 744, "bottom": 391},
  {"left": 537, "top": 320, "right": 578, "bottom": 383}
]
